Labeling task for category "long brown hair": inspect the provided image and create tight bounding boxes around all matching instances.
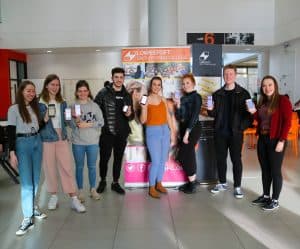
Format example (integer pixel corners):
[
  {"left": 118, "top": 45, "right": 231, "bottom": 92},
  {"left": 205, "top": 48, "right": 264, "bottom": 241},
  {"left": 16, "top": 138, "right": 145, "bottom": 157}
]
[
  {"left": 16, "top": 81, "right": 41, "bottom": 123},
  {"left": 257, "top": 75, "right": 280, "bottom": 114},
  {"left": 75, "top": 80, "right": 93, "bottom": 100},
  {"left": 40, "top": 74, "right": 64, "bottom": 103},
  {"left": 148, "top": 76, "right": 162, "bottom": 95}
]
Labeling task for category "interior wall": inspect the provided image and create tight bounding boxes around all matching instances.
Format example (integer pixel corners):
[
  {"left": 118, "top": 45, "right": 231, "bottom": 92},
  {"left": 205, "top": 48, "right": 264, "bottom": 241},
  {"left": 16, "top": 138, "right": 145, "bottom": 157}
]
[
  {"left": 27, "top": 51, "right": 121, "bottom": 103},
  {"left": 274, "top": 0, "right": 300, "bottom": 44},
  {"left": 269, "top": 41, "right": 299, "bottom": 104},
  {"left": 177, "top": 0, "right": 275, "bottom": 45}
]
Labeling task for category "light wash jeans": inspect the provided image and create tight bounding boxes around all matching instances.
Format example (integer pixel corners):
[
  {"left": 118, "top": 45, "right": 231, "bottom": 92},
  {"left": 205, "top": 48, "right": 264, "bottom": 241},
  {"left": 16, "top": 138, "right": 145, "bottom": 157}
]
[
  {"left": 16, "top": 134, "right": 42, "bottom": 218},
  {"left": 146, "top": 124, "right": 170, "bottom": 186},
  {"left": 72, "top": 144, "right": 99, "bottom": 189}
]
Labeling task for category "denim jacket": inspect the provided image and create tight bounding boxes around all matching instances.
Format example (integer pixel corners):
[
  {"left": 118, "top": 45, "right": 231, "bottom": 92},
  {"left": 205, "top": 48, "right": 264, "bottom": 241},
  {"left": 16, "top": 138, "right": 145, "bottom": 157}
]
[{"left": 39, "top": 101, "right": 68, "bottom": 142}]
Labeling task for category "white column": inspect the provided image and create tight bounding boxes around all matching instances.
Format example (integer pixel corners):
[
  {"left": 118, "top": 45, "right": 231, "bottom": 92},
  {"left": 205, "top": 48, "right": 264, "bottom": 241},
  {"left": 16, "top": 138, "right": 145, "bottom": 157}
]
[{"left": 148, "top": 0, "right": 178, "bottom": 46}]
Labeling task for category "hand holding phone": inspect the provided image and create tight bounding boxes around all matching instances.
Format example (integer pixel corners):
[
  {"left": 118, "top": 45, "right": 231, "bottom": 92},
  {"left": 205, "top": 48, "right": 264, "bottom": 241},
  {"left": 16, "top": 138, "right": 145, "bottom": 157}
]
[
  {"left": 246, "top": 99, "right": 256, "bottom": 113},
  {"left": 65, "top": 108, "right": 71, "bottom": 120},
  {"left": 140, "top": 95, "right": 148, "bottom": 105},
  {"left": 207, "top": 96, "right": 213, "bottom": 110},
  {"left": 75, "top": 104, "right": 81, "bottom": 116},
  {"left": 48, "top": 104, "right": 56, "bottom": 117}
]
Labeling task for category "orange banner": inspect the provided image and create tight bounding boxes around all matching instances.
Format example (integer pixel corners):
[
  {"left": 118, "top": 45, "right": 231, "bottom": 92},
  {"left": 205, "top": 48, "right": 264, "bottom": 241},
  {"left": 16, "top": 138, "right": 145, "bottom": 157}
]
[{"left": 122, "top": 47, "right": 191, "bottom": 63}]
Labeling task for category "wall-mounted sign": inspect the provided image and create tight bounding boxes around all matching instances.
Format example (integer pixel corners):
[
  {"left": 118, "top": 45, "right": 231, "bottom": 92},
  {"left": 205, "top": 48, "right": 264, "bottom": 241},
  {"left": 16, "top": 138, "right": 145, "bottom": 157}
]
[
  {"left": 192, "top": 44, "right": 222, "bottom": 77},
  {"left": 187, "top": 33, "right": 254, "bottom": 45}
]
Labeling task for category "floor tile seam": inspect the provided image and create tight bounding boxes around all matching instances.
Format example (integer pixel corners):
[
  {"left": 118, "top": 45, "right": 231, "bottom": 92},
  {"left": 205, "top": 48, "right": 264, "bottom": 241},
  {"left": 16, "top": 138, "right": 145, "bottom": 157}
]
[
  {"left": 47, "top": 211, "right": 73, "bottom": 249},
  {"left": 167, "top": 193, "right": 182, "bottom": 249},
  {"left": 111, "top": 197, "right": 126, "bottom": 249}
]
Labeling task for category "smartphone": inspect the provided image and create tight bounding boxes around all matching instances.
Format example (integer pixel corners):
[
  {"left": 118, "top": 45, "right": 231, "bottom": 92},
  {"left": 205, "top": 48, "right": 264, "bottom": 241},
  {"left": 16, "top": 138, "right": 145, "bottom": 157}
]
[
  {"left": 140, "top": 95, "right": 148, "bottom": 105},
  {"left": 75, "top": 104, "right": 81, "bottom": 116},
  {"left": 48, "top": 104, "right": 56, "bottom": 117},
  {"left": 246, "top": 99, "right": 255, "bottom": 109},
  {"left": 123, "top": 105, "right": 129, "bottom": 112},
  {"left": 207, "top": 95, "right": 213, "bottom": 109},
  {"left": 174, "top": 90, "right": 181, "bottom": 99},
  {"left": 65, "top": 108, "right": 71, "bottom": 120}
]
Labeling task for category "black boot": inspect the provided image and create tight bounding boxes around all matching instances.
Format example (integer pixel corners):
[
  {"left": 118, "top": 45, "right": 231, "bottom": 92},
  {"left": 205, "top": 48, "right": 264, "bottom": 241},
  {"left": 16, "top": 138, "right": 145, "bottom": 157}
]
[
  {"left": 183, "top": 181, "right": 197, "bottom": 194},
  {"left": 178, "top": 182, "right": 190, "bottom": 192},
  {"left": 96, "top": 180, "right": 107, "bottom": 193}
]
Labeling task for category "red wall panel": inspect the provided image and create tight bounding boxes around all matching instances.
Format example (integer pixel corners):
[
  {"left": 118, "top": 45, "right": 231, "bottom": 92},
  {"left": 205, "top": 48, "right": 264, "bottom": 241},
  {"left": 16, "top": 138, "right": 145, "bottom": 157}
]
[{"left": 0, "top": 49, "right": 27, "bottom": 120}]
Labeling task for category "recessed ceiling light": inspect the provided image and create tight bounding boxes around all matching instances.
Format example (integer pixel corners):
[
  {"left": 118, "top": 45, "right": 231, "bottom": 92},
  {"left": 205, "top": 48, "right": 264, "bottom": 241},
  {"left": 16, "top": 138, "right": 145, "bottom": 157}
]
[
  {"left": 95, "top": 49, "right": 101, "bottom": 52},
  {"left": 244, "top": 48, "right": 251, "bottom": 51},
  {"left": 46, "top": 50, "right": 52, "bottom": 53}
]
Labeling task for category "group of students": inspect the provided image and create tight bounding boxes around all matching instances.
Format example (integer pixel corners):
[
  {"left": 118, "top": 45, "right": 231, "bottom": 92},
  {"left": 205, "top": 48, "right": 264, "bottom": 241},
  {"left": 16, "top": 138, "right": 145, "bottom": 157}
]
[
  {"left": 6, "top": 65, "right": 292, "bottom": 237},
  {"left": 7, "top": 74, "right": 105, "bottom": 236},
  {"left": 207, "top": 65, "right": 292, "bottom": 213}
]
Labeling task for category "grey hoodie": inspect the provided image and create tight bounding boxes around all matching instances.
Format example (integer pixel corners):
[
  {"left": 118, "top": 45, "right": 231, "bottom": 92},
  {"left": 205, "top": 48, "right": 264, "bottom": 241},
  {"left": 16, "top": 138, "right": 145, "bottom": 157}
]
[{"left": 70, "top": 100, "right": 104, "bottom": 145}]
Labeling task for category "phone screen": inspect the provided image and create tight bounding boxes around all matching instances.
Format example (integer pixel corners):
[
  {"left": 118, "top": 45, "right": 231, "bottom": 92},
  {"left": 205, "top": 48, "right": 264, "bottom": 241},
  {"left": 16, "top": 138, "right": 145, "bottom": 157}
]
[
  {"left": 140, "top": 95, "right": 148, "bottom": 105},
  {"left": 48, "top": 104, "right": 56, "bottom": 117},
  {"left": 75, "top": 104, "right": 81, "bottom": 116},
  {"left": 65, "top": 108, "right": 71, "bottom": 120}
]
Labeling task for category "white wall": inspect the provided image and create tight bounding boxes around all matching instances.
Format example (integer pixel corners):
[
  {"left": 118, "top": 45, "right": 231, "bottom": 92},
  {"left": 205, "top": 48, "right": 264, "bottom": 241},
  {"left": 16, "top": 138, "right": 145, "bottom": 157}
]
[
  {"left": 27, "top": 51, "right": 120, "bottom": 79},
  {"left": 269, "top": 41, "right": 299, "bottom": 104},
  {"left": 177, "top": 0, "right": 275, "bottom": 45},
  {"left": 27, "top": 51, "right": 121, "bottom": 103},
  {"left": 274, "top": 0, "right": 300, "bottom": 44},
  {"left": 0, "top": 0, "right": 148, "bottom": 49}
]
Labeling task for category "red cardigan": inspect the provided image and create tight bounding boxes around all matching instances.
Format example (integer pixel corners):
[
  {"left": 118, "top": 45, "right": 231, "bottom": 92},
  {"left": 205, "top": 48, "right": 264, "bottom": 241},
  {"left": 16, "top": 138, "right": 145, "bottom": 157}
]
[{"left": 255, "top": 95, "right": 292, "bottom": 140}]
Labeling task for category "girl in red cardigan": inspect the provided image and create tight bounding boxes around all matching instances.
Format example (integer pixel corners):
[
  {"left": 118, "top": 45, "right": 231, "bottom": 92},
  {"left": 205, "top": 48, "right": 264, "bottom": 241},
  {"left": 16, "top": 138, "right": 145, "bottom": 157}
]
[{"left": 248, "top": 75, "right": 292, "bottom": 211}]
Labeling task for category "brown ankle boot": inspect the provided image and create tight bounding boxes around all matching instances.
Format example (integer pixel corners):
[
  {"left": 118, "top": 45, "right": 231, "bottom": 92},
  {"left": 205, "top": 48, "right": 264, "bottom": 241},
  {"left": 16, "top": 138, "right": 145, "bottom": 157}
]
[
  {"left": 156, "top": 182, "right": 168, "bottom": 194},
  {"left": 149, "top": 186, "right": 160, "bottom": 199}
]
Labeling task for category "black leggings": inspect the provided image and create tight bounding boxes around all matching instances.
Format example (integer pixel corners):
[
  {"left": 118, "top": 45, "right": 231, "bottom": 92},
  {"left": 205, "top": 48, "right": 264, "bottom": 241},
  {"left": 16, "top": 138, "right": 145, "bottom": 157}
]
[
  {"left": 257, "top": 135, "right": 286, "bottom": 200},
  {"left": 177, "top": 122, "right": 202, "bottom": 177}
]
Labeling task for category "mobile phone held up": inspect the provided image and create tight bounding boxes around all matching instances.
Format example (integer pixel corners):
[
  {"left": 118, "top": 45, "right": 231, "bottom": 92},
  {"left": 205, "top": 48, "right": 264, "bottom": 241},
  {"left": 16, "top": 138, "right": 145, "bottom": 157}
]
[
  {"left": 65, "top": 108, "right": 71, "bottom": 120},
  {"left": 48, "top": 104, "right": 56, "bottom": 117},
  {"left": 140, "top": 95, "right": 148, "bottom": 105},
  {"left": 246, "top": 99, "right": 255, "bottom": 110},
  {"left": 75, "top": 104, "right": 81, "bottom": 116}
]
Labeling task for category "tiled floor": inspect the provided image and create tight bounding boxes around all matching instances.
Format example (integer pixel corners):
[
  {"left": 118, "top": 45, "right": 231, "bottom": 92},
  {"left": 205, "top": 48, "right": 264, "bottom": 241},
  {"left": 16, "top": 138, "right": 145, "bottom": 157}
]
[{"left": 0, "top": 144, "right": 300, "bottom": 249}]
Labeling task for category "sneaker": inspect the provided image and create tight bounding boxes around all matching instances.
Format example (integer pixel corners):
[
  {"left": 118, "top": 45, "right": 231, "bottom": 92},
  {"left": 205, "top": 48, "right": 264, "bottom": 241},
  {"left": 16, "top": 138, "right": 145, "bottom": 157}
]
[
  {"left": 90, "top": 188, "right": 101, "bottom": 200},
  {"left": 262, "top": 199, "right": 279, "bottom": 211},
  {"left": 71, "top": 197, "right": 86, "bottom": 213},
  {"left": 16, "top": 217, "right": 34, "bottom": 236},
  {"left": 252, "top": 195, "right": 270, "bottom": 206},
  {"left": 33, "top": 207, "right": 47, "bottom": 219},
  {"left": 210, "top": 183, "right": 228, "bottom": 194},
  {"left": 78, "top": 189, "right": 85, "bottom": 203},
  {"left": 48, "top": 195, "right": 58, "bottom": 210},
  {"left": 234, "top": 187, "right": 244, "bottom": 199},
  {"left": 182, "top": 181, "right": 197, "bottom": 194},
  {"left": 111, "top": 182, "right": 125, "bottom": 195},
  {"left": 96, "top": 180, "right": 107, "bottom": 193}
]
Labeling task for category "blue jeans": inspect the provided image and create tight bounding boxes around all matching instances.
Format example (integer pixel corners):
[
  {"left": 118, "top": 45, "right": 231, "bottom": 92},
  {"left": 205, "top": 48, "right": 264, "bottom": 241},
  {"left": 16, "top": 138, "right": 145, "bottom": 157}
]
[
  {"left": 16, "top": 134, "right": 42, "bottom": 218},
  {"left": 146, "top": 124, "right": 170, "bottom": 186},
  {"left": 72, "top": 144, "right": 99, "bottom": 189}
]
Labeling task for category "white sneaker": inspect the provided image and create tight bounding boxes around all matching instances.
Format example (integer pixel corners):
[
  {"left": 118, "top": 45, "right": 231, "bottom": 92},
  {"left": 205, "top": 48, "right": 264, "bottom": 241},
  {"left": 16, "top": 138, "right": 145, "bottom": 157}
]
[
  {"left": 16, "top": 217, "right": 34, "bottom": 236},
  {"left": 78, "top": 189, "right": 85, "bottom": 203},
  {"left": 71, "top": 197, "right": 86, "bottom": 213},
  {"left": 90, "top": 188, "right": 101, "bottom": 200},
  {"left": 210, "top": 183, "right": 228, "bottom": 194},
  {"left": 234, "top": 187, "right": 244, "bottom": 199},
  {"left": 33, "top": 206, "right": 48, "bottom": 219},
  {"left": 48, "top": 195, "right": 58, "bottom": 210}
]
